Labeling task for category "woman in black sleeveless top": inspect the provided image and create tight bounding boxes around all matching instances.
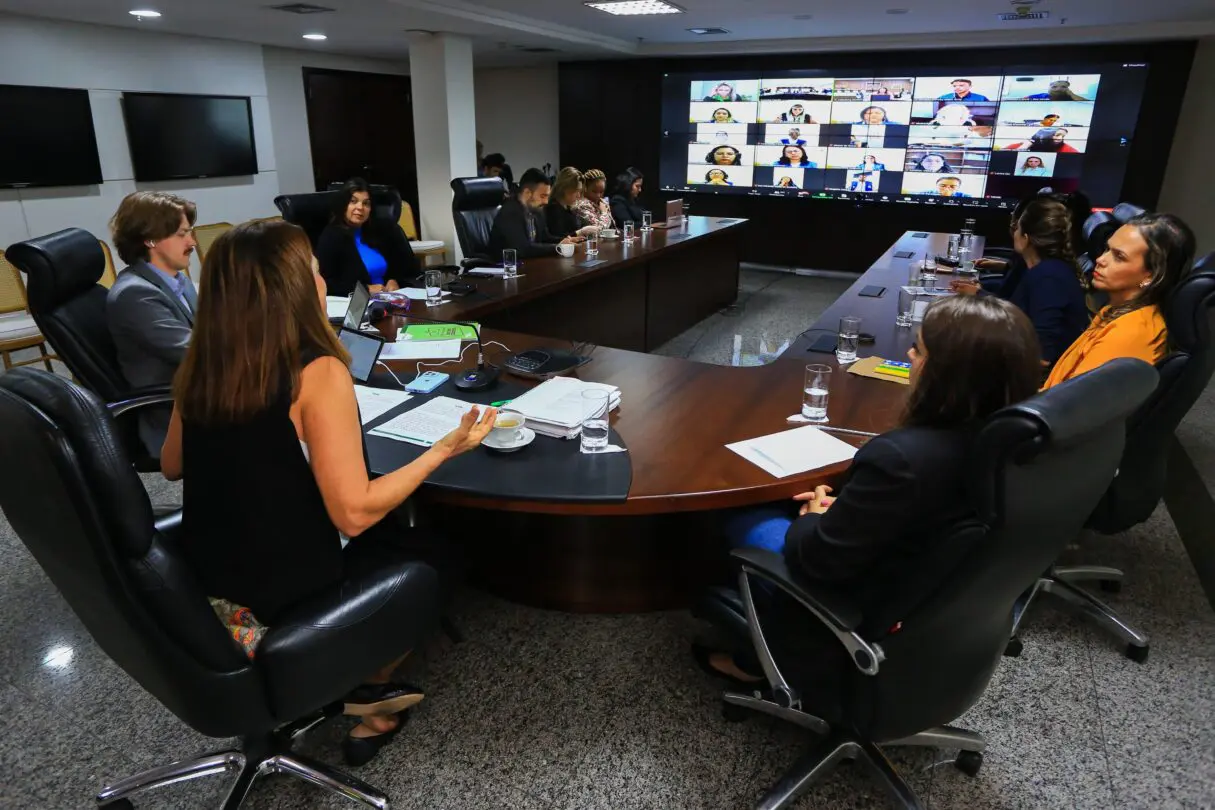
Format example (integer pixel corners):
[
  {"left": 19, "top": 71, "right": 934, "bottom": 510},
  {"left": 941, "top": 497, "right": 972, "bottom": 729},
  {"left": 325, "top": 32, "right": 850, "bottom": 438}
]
[{"left": 159, "top": 220, "right": 495, "bottom": 765}]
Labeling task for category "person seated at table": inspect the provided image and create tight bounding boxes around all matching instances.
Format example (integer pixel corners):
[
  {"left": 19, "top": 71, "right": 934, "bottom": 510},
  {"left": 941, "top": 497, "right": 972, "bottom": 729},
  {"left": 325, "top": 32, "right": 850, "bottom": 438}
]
[
  {"left": 975, "top": 190, "right": 1091, "bottom": 276},
  {"left": 161, "top": 219, "right": 496, "bottom": 765},
  {"left": 315, "top": 178, "right": 419, "bottom": 297},
  {"left": 694, "top": 295, "right": 1042, "bottom": 684},
  {"left": 1043, "top": 212, "right": 1196, "bottom": 388},
  {"left": 610, "top": 167, "right": 646, "bottom": 228},
  {"left": 573, "top": 168, "right": 615, "bottom": 231},
  {"left": 489, "top": 168, "right": 580, "bottom": 260},
  {"left": 543, "top": 166, "right": 602, "bottom": 239},
  {"left": 951, "top": 197, "right": 1089, "bottom": 365}
]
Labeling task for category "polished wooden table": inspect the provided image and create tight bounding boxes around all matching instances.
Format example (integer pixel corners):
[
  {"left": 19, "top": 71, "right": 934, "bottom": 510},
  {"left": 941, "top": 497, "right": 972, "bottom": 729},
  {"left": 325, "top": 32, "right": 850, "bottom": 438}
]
[
  {"left": 375, "top": 231, "right": 963, "bottom": 612},
  {"left": 430, "top": 216, "right": 744, "bottom": 352}
]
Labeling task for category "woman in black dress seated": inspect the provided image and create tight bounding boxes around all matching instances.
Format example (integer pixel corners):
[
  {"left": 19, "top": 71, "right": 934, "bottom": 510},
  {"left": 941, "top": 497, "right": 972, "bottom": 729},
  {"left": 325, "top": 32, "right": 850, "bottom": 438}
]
[
  {"left": 609, "top": 166, "right": 646, "bottom": 228},
  {"left": 696, "top": 295, "right": 1042, "bottom": 685},
  {"left": 315, "top": 177, "right": 419, "bottom": 296},
  {"left": 160, "top": 219, "right": 495, "bottom": 764}
]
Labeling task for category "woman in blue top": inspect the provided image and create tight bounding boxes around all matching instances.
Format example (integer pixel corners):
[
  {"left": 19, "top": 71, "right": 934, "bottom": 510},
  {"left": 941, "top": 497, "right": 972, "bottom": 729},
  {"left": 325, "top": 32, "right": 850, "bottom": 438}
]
[
  {"left": 951, "top": 196, "right": 1090, "bottom": 366},
  {"left": 315, "top": 178, "right": 419, "bottom": 297}
]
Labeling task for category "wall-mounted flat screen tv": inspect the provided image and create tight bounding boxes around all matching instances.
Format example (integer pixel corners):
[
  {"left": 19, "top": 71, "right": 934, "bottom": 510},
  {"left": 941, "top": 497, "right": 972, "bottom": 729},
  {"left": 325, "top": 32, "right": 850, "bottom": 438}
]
[
  {"left": 0, "top": 84, "right": 103, "bottom": 188},
  {"left": 122, "top": 92, "right": 258, "bottom": 181}
]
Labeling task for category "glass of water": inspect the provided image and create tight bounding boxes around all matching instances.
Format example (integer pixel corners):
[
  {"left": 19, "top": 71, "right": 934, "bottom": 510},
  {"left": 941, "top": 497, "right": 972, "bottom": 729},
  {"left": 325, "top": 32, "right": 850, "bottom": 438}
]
[
  {"left": 947, "top": 234, "right": 961, "bottom": 262},
  {"left": 623, "top": 220, "right": 635, "bottom": 241},
  {"left": 896, "top": 287, "right": 915, "bottom": 328},
  {"left": 641, "top": 210, "right": 653, "bottom": 231},
  {"left": 586, "top": 231, "right": 599, "bottom": 257},
  {"left": 502, "top": 248, "right": 517, "bottom": 279},
  {"left": 802, "top": 364, "right": 831, "bottom": 423},
  {"left": 424, "top": 268, "right": 444, "bottom": 306},
  {"left": 837, "top": 315, "right": 861, "bottom": 364},
  {"left": 918, "top": 257, "right": 937, "bottom": 290},
  {"left": 682, "top": 201, "right": 691, "bottom": 224},
  {"left": 580, "top": 389, "right": 610, "bottom": 453}
]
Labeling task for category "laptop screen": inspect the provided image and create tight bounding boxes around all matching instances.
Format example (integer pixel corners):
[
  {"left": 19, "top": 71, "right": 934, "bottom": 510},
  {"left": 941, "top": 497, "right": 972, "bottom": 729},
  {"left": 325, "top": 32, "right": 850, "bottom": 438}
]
[{"left": 343, "top": 282, "right": 371, "bottom": 331}]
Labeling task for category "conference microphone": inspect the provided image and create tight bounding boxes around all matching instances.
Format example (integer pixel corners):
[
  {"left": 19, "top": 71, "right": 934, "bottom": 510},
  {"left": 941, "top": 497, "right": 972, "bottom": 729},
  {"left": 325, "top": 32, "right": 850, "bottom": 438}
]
[{"left": 371, "top": 299, "right": 500, "bottom": 392}]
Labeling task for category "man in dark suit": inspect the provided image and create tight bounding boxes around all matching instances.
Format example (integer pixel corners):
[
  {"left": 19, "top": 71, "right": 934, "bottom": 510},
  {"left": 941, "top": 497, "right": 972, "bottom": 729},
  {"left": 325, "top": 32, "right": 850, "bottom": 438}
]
[
  {"left": 106, "top": 190, "right": 199, "bottom": 456},
  {"left": 487, "top": 168, "right": 578, "bottom": 260}
]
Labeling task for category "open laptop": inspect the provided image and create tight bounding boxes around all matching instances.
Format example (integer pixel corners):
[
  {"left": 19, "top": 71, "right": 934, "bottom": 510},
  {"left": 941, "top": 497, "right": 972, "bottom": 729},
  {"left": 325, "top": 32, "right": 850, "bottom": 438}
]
[
  {"left": 342, "top": 282, "right": 372, "bottom": 331},
  {"left": 650, "top": 199, "right": 684, "bottom": 229}
]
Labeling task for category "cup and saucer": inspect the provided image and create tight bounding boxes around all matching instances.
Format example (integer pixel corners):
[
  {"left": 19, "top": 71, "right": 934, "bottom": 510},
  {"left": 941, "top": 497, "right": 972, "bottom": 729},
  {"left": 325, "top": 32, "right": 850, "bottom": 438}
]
[
  {"left": 482, "top": 411, "right": 535, "bottom": 453},
  {"left": 599, "top": 229, "right": 619, "bottom": 240}
]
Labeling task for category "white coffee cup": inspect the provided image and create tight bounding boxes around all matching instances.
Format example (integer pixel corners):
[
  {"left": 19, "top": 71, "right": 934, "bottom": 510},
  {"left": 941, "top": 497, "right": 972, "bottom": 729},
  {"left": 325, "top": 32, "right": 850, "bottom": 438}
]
[
  {"left": 556, "top": 243, "right": 575, "bottom": 257},
  {"left": 490, "top": 411, "right": 525, "bottom": 444},
  {"left": 600, "top": 228, "right": 618, "bottom": 238}
]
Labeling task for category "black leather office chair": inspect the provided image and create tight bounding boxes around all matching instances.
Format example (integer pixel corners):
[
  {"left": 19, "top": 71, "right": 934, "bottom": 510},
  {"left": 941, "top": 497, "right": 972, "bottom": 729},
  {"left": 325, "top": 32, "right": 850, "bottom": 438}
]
[
  {"left": 1013, "top": 253, "right": 1215, "bottom": 662},
  {"left": 450, "top": 177, "right": 507, "bottom": 270},
  {"left": 0, "top": 368, "right": 440, "bottom": 809},
  {"left": 6, "top": 228, "right": 166, "bottom": 472},
  {"left": 698, "top": 359, "right": 1157, "bottom": 810},
  {"left": 275, "top": 187, "right": 404, "bottom": 248},
  {"left": 1112, "top": 201, "right": 1147, "bottom": 223}
]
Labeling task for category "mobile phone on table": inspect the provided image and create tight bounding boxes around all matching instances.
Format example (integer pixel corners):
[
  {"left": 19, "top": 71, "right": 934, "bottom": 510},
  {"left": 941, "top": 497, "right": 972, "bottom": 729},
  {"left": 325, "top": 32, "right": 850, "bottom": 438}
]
[{"left": 405, "top": 371, "right": 450, "bottom": 394}]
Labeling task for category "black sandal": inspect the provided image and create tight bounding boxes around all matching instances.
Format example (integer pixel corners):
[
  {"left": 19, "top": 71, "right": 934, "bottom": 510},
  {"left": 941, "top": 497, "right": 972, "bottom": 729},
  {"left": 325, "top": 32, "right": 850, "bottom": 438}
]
[
  {"left": 691, "top": 643, "right": 765, "bottom": 688},
  {"left": 342, "top": 681, "right": 424, "bottom": 717},
  {"left": 342, "top": 710, "right": 410, "bottom": 767}
]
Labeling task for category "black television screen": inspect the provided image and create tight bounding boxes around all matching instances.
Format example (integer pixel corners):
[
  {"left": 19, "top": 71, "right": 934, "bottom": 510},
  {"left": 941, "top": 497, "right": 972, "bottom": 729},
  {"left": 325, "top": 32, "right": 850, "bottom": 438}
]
[
  {"left": 0, "top": 84, "right": 103, "bottom": 189},
  {"left": 122, "top": 92, "right": 258, "bottom": 181},
  {"left": 660, "top": 64, "right": 1150, "bottom": 209}
]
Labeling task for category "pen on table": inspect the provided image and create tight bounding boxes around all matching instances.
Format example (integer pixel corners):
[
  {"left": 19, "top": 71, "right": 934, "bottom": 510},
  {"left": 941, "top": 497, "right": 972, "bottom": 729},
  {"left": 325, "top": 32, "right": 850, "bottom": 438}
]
[{"left": 786, "top": 417, "right": 879, "bottom": 439}]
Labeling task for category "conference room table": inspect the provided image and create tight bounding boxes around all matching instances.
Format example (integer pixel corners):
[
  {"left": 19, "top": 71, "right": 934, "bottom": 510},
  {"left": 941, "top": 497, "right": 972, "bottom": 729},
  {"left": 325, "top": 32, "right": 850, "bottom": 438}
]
[{"left": 370, "top": 230, "right": 977, "bottom": 612}]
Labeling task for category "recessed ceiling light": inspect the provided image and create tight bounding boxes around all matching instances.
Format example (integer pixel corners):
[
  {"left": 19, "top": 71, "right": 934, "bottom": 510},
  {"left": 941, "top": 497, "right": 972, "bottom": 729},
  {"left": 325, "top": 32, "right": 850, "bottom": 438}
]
[
  {"left": 128, "top": 9, "right": 161, "bottom": 17},
  {"left": 584, "top": 0, "right": 684, "bottom": 16},
  {"left": 302, "top": 33, "right": 328, "bottom": 40},
  {"left": 688, "top": 27, "right": 730, "bottom": 35}
]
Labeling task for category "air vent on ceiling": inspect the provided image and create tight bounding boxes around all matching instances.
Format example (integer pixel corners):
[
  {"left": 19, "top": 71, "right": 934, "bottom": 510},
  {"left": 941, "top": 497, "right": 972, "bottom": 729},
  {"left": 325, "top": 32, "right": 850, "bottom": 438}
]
[
  {"left": 997, "top": 10, "right": 1049, "bottom": 20},
  {"left": 518, "top": 47, "right": 560, "bottom": 53},
  {"left": 688, "top": 27, "right": 730, "bottom": 35},
  {"left": 266, "top": 3, "right": 336, "bottom": 14}
]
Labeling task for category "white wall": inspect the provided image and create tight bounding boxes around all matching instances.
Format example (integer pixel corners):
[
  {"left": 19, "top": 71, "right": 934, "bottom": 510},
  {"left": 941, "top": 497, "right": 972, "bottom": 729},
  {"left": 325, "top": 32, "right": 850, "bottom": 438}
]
[
  {"left": 474, "top": 66, "right": 561, "bottom": 177},
  {"left": 262, "top": 46, "right": 408, "bottom": 196},
  {"left": 1159, "top": 37, "right": 1215, "bottom": 257},
  {"left": 0, "top": 13, "right": 280, "bottom": 257}
]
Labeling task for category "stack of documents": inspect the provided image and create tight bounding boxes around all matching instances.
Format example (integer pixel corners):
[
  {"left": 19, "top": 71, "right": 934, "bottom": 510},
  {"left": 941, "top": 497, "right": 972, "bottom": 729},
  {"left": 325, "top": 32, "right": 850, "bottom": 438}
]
[
  {"left": 354, "top": 386, "right": 412, "bottom": 425},
  {"left": 507, "top": 376, "right": 622, "bottom": 439},
  {"left": 726, "top": 425, "right": 858, "bottom": 479},
  {"left": 368, "top": 396, "right": 472, "bottom": 447}
]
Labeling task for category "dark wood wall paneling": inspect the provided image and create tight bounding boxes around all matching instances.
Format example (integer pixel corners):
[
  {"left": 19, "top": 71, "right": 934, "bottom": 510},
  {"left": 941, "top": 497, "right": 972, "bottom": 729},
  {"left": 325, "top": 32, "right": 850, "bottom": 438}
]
[{"left": 558, "top": 42, "right": 1198, "bottom": 272}]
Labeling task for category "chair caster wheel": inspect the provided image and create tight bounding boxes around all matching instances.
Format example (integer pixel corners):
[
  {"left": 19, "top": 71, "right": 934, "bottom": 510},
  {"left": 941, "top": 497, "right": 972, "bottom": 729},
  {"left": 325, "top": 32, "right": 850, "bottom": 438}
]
[
  {"left": 722, "top": 701, "right": 749, "bottom": 723},
  {"left": 955, "top": 750, "right": 983, "bottom": 777},
  {"left": 1099, "top": 579, "right": 1122, "bottom": 594},
  {"left": 1125, "top": 643, "right": 1149, "bottom": 663},
  {"left": 1004, "top": 637, "right": 1023, "bottom": 657}
]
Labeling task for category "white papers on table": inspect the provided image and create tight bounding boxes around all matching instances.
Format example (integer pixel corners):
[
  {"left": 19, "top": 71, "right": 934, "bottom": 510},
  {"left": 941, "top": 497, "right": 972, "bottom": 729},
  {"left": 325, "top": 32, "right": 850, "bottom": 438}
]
[
  {"left": 368, "top": 396, "right": 472, "bottom": 447},
  {"left": 410, "top": 240, "right": 444, "bottom": 251},
  {"left": 354, "top": 386, "right": 412, "bottom": 425},
  {"left": 465, "top": 266, "right": 506, "bottom": 276},
  {"left": 379, "top": 339, "right": 463, "bottom": 361},
  {"left": 508, "top": 376, "right": 621, "bottom": 439},
  {"left": 726, "top": 425, "right": 858, "bottom": 479},
  {"left": 401, "top": 287, "right": 452, "bottom": 301},
  {"left": 326, "top": 295, "right": 350, "bottom": 320}
]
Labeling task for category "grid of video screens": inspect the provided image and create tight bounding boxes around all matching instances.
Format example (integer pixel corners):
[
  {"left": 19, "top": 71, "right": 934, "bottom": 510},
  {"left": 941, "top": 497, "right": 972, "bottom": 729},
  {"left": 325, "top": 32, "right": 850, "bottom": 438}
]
[{"left": 661, "top": 72, "right": 1127, "bottom": 207}]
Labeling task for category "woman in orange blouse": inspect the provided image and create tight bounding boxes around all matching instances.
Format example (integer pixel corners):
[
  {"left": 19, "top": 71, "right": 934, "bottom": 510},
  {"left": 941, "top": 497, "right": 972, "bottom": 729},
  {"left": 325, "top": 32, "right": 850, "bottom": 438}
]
[{"left": 1044, "top": 213, "right": 1196, "bottom": 388}]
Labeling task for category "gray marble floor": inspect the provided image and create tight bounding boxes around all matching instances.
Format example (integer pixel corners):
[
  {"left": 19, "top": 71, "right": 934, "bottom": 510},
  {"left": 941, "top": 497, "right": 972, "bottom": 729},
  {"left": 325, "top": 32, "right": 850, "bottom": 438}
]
[{"left": 1, "top": 269, "right": 1212, "bottom": 809}]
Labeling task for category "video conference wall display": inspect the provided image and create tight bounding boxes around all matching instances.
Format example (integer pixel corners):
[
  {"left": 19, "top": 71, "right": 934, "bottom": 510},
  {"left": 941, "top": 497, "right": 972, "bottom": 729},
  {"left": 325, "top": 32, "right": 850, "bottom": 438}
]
[{"left": 660, "top": 64, "right": 1150, "bottom": 208}]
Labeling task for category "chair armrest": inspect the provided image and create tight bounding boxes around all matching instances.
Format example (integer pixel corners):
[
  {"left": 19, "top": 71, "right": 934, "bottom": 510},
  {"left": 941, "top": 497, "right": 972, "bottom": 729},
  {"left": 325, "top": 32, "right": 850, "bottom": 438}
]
[
  {"left": 257, "top": 559, "right": 440, "bottom": 722},
  {"left": 107, "top": 387, "right": 174, "bottom": 418},
  {"left": 982, "top": 247, "right": 1017, "bottom": 260},
  {"left": 730, "top": 547, "right": 885, "bottom": 675},
  {"left": 153, "top": 506, "right": 182, "bottom": 537}
]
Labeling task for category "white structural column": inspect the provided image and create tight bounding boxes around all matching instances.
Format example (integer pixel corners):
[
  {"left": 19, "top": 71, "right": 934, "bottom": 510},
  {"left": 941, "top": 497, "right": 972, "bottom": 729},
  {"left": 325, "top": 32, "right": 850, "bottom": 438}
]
[{"left": 407, "top": 32, "right": 477, "bottom": 263}]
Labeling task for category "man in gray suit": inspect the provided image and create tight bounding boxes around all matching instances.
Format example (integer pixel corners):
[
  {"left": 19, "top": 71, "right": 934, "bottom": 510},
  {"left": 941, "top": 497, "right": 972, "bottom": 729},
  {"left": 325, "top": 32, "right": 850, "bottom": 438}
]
[{"left": 106, "top": 190, "right": 199, "bottom": 457}]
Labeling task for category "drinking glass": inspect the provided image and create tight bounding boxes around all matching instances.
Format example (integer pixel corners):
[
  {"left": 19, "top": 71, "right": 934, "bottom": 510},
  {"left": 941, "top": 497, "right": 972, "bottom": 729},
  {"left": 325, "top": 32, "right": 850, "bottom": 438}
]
[
  {"left": 918, "top": 257, "right": 937, "bottom": 290},
  {"left": 623, "top": 220, "right": 635, "bottom": 241},
  {"left": 641, "top": 210, "right": 653, "bottom": 231},
  {"left": 580, "top": 389, "right": 610, "bottom": 453},
  {"left": 586, "top": 231, "right": 599, "bottom": 257},
  {"left": 802, "top": 364, "right": 831, "bottom": 423},
  {"left": 958, "top": 244, "right": 976, "bottom": 277},
  {"left": 836, "top": 316, "right": 861, "bottom": 364},
  {"left": 424, "top": 268, "right": 443, "bottom": 306},
  {"left": 682, "top": 200, "right": 691, "bottom": 224},
  {"left": 896, "top": 287, "right": 915, "bottom": 328},
  {"left": 502, "top": 248, "right": 518, "bottom": 279},
  {"left": 947, "top": 234, "right": 961, "bottom": 262}
]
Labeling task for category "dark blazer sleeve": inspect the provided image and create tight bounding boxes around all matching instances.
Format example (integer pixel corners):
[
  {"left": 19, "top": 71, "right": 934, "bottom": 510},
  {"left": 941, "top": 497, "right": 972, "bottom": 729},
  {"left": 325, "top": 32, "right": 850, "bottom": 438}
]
[
  {"left": 490, "top": 204, "right": 555, "bottom": 260},
  {"left": 315, "top": 224, "right": 357, "bottom": 297},
  {"left": 543, "top": 203, "right": 578, "bottom": 239},
  {"left": 366, "top": 220, "right": 420, "bottom": 288},
  {"left": 782, "top": 435, "right": 918, "bottom": 584},
  {"left": 1021, "top": 263, "right": 1085, "bottom": 364},
  {"left": 609, "top": 197, "right": 630, "bottom": 228}
]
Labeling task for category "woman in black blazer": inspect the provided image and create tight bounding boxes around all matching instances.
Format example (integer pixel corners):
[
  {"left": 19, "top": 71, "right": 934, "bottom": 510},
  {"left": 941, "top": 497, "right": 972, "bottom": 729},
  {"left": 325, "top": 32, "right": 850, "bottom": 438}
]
[
  {"left": 696, "top": 295, "right": 1043, "bottom": 684},
  {"left": 314, "top": 178, "right": 419, "bottom": 297},
  {"left": 609, "top": 166, "right": 646, "bottom": 228},
  {"left": 543, "top": 167, "right": 600, "bottom": 239}
]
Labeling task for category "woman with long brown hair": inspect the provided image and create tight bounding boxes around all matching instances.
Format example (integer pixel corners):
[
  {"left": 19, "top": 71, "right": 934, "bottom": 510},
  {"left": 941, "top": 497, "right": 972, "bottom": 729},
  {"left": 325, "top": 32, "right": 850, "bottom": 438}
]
[
  {"left": 695, "top": 295, "right": 1042, "bottom": 683},
  {"left": 160, "top": 219, "right": 495, "bottom": 764}
]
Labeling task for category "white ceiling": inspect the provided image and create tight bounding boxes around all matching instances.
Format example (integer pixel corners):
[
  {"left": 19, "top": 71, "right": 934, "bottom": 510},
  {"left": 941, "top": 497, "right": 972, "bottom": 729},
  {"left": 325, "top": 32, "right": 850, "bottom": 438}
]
[{"left": 0, "top": 0, "right": 1212, "bottom": 66}]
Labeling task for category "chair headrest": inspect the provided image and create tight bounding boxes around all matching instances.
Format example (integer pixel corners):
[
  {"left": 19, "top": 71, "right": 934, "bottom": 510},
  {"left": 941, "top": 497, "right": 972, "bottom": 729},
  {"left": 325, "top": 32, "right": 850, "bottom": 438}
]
[
  {"left": 1112, "top": 202, "right": 1146, "bottom": 223},
  {"left": 275, "top": 188, "right": 403, "bottom": 245},
  {"left": 6, "top": 228, "right": 105, "bottom": 314},
  {"left": 1164, "top": 265, "right": 1215, "bottom": 353},
  {"left": 451, "top": 177, "right": 508, "bottom": 211},
  {"left": 1082, "top": 211, "right": 1117, "bottom": 259}
]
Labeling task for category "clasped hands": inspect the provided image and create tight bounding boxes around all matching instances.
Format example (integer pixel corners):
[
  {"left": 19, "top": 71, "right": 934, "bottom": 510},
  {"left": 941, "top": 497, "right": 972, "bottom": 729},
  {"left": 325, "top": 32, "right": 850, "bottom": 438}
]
[{"left": 793, "top": 485, "right": 835, "bottom": 516}]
